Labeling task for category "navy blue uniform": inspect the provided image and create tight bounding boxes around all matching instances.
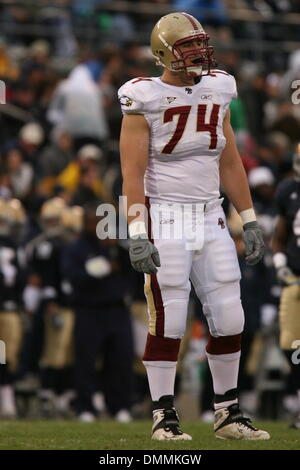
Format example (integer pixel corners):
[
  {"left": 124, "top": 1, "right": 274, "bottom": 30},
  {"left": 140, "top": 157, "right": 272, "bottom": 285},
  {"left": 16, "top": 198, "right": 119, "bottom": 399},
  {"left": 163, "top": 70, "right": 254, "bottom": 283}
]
[
  {"left": 0, "top": 236, "right": 23, "bottom": 385},
  {"left": 275, "top": 178, "right": 300, "bottom": 275},
  {"left": 0, "top": 236, "right": 23, "bottom": 312},
  {"left": 21, "top": 234, "right": 69, "bottom": 378},
  {"left": 61, "top": 234, "right": 134, "bottom": 416},
  {"left": 62, "top": 235, "right": 132, "bottom": 309},
  {"left": 27, "top": 234, "right": 69, "bottom": 307}
]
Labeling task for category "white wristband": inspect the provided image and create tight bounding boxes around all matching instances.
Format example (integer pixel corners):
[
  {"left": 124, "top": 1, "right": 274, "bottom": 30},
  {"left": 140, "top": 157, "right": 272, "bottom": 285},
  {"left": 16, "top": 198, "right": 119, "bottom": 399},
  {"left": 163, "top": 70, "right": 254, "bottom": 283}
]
[
  {"left": 128, "top": 221, "right": 148, "bottom": 239},
  {"left": 239, "top": 208, "right": 256, "bottom": 225},
  {"left": 273, "top": 252, "right": 287, "bottom": 269}
]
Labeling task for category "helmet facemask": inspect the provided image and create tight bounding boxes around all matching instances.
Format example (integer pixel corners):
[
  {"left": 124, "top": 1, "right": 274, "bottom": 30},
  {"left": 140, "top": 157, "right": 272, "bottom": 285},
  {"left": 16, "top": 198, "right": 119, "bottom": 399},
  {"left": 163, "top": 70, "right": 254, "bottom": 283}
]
[
  {"left": 155, "top": 32, "right": 216, "bottom": 78},
  {"left": 151, "top": 13, "right": 217, "bottom": 79},
  {"left": 172, "top": 34, "right": 216, "bottom": 77}
]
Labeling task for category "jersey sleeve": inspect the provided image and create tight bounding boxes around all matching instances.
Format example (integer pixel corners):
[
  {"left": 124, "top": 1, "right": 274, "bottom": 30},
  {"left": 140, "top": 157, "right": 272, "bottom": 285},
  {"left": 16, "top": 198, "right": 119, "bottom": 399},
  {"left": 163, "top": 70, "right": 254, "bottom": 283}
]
[
  {"left": 230, "top": 74, "right": 238, "bottom": 101},
  {"left": 211, "top": 71, "right": 238, "bottom": 109},
  {"left": 223, "top": 73, "right": 237, "bottom": 104},
  {"left": 222, "top": 74, "right": 237, "bottom": 111},
  {"left": 118, "top": 80, "right": 145, "bottom": 115}
]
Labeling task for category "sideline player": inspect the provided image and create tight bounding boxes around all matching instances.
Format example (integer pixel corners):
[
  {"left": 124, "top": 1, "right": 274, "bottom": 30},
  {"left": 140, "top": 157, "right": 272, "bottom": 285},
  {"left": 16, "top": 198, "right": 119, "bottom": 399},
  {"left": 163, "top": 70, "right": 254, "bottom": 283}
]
[
  {"left": 119, "top": 12, "right": 270, "bottom": 440},
  {"left": 272, "top": 143, "right": 300, "bottom": 429}
]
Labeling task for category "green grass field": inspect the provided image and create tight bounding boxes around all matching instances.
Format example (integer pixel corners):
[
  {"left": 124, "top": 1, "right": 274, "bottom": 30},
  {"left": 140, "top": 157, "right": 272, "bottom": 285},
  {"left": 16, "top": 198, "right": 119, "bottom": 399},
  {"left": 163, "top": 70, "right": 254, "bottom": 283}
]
[{"left": 0, "top": 420, "right": 299, "bottom": 450}]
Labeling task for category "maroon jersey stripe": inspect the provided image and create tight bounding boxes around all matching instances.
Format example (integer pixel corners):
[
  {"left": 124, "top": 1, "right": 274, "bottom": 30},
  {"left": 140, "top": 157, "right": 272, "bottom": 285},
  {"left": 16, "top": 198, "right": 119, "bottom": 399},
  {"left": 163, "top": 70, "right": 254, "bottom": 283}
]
[{"left": 132, "top": 77, "right": 152, "bottom": 84}]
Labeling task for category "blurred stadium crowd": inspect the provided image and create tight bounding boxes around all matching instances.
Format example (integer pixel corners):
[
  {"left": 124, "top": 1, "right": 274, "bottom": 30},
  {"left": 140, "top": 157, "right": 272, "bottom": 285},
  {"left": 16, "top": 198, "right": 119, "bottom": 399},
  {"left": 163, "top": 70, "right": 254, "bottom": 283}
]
[{"left": 0, "top": 0, "right": 300, "bottom": 423}]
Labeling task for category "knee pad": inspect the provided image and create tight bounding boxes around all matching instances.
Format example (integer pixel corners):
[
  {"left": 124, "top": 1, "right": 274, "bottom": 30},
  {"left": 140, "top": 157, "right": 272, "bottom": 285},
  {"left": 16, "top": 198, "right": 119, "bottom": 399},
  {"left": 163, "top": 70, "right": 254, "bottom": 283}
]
[
  {"left": 206, "top": 332, "right": 242, "bottom": 355},
  {"left": 163, "top": 298, "right": 188, "bottom": 339},
  {"left": 143, "top": 333, "right": 181, "bottom": 362},
  {"left": 203, "top": 296, "right": 244, "bottom": 337},
  {"left": 155, "top": 240, "right": 191, "bottom": 299}
]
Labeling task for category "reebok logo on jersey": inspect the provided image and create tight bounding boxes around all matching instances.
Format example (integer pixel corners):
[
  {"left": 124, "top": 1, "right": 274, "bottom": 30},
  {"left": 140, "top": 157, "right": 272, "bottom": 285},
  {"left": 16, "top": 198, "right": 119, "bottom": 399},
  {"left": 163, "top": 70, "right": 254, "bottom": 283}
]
[
  {"left": 185, "top": 87, "right": 192, "bottom": 94},
  {"left": 166, "top": 97, "right": 177, "bottom": 103}
]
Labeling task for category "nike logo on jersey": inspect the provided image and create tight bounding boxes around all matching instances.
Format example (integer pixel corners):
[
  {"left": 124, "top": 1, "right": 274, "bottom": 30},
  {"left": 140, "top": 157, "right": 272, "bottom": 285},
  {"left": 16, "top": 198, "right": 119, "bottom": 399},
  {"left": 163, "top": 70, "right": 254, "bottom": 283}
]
[{"left": 166, "top": 97, "right": 177, "bottom": 103}]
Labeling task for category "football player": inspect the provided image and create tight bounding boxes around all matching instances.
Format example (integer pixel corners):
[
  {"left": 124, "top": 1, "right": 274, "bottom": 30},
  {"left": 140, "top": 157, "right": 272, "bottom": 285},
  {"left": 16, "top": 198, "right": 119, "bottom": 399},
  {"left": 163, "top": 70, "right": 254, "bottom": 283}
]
[
  {"left": 0, "top": 198, "right": 24, "bottom": 418},
  {"left": 119, "top": 12, "right": 270, "bottom": 440},
  {"left": 24, "top": 197, "right": 74, "bottom": 417},
  {"left": 61, "top": 202, "right": 134, "bottom": 422},
  {"left": 272, "top": 143, "right": 300, "bottom": 429},
  {"left": 62, "top": 205, "right": 84, "bottom": 241}
]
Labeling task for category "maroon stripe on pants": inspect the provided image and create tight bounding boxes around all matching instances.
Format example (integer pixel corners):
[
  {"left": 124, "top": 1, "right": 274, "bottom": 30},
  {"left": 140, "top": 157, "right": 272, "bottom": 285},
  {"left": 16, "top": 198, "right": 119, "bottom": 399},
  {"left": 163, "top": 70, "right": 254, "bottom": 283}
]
[
  {"left": 143, "top": 333, "right": 181, "bottom": 361},
  {"left": 206, "top": 333, "right": 242, "bottom": 355},
  {"left": 145, "top": 196, "right": 165, "bottom": 337}
]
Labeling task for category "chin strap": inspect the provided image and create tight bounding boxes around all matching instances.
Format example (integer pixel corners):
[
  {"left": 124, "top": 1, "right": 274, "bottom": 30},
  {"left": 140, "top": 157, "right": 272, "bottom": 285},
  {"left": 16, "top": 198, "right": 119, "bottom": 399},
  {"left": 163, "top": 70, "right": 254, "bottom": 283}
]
[{"left": 186, "top": 65, "right": 203, "bottom": 76}]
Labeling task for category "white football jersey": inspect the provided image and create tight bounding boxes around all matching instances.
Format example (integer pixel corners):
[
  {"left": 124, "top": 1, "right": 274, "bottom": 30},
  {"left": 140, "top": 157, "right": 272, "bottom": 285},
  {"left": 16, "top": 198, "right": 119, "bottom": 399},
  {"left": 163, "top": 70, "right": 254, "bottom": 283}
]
[{"left": 118, "top": 71, "right": 237, "bottom": 203}]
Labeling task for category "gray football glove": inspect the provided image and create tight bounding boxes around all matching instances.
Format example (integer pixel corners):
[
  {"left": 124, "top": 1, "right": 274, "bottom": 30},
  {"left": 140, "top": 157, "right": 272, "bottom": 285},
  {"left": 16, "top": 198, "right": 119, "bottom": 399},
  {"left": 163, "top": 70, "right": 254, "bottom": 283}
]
[
  {"left": 129, "top": 237, "right": 161, "bottom": 274},
  {"left": 243, "top": 221, "right": 265, "bottom": 265}
]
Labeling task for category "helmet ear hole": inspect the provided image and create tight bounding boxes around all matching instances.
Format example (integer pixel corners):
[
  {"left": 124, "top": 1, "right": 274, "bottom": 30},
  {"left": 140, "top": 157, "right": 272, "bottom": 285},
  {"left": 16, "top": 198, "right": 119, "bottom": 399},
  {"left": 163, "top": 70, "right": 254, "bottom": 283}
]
[{"left": 158, "top": 50, "right": 164, "bottom": 57}]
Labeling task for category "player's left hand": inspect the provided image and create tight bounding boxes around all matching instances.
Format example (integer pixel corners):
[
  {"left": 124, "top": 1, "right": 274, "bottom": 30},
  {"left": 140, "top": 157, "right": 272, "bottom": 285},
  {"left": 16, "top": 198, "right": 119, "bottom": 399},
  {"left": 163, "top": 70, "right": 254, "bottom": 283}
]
[{"left": 243, "top": 221, "right": 265, "bottom": 265}]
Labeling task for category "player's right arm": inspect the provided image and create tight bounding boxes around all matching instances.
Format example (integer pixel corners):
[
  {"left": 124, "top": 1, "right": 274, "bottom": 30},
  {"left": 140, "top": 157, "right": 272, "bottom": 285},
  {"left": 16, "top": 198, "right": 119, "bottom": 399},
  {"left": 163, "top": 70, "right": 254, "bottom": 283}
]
[
  {"left": 120, "top": 114, "right": 149, "bottom": 225},
  {"left": 120, "top": 113, "right": 160, "bottom": 274}
]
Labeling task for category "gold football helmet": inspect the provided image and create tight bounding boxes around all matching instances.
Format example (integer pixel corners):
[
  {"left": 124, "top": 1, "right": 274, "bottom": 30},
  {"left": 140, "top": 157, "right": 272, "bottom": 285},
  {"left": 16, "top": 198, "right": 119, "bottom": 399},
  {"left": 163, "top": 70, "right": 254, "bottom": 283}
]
[
  {"left": 8, "top": 198, "right": 27, "bottom": 242},
  {"left": 40, "top": 197, "right": 66, "bottom": 236},
  {"left": 62, "top": 205, "right": 83, "bottom": 235},
  {"left": 8, "top": 198, "right": 26, "bottom": 225},
  {"left": 40, "top": 197, "right": 66, "bottom": 220},
  {"left": 151, "top": 12, "right": 215, "bottom": 77}
]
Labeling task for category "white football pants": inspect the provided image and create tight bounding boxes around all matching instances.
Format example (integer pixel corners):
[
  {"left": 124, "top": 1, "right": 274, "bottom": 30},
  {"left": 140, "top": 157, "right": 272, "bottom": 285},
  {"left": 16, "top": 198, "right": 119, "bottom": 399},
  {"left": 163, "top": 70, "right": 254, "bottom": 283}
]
[{"left": 144, "top": 198, "right": 245, "bottom": 340}]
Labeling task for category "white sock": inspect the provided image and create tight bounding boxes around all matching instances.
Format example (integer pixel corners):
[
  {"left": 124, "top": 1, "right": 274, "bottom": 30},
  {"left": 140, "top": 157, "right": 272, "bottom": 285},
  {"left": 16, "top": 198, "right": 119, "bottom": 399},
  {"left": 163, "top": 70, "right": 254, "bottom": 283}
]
[
  {"left": 206, "top": 351, "right": 241, "bottom": 409},
  {"left": 143, "top": 361, "right": 177, "bottom": 401},
  {"left": 0, "top": 385, "right": 16, "bottom": 415}
]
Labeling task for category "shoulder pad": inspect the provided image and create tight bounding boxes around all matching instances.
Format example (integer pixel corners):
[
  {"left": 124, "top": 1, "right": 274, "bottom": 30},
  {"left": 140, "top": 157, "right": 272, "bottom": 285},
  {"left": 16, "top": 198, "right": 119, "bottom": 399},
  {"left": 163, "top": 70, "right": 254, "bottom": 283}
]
[
  {"left": 118, "top": 77, "right": 155, "bottom": 115},
  {"left": 208, "top": 70, "right": 237, "bottom": 101}
]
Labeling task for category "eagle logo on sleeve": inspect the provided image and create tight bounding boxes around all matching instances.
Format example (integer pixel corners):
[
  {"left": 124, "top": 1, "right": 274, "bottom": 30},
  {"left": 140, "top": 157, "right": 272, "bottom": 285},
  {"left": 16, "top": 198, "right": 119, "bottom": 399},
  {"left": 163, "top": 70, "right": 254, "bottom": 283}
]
[{"left": 119, "top": 96, "right": 133, "bottom": 107}]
